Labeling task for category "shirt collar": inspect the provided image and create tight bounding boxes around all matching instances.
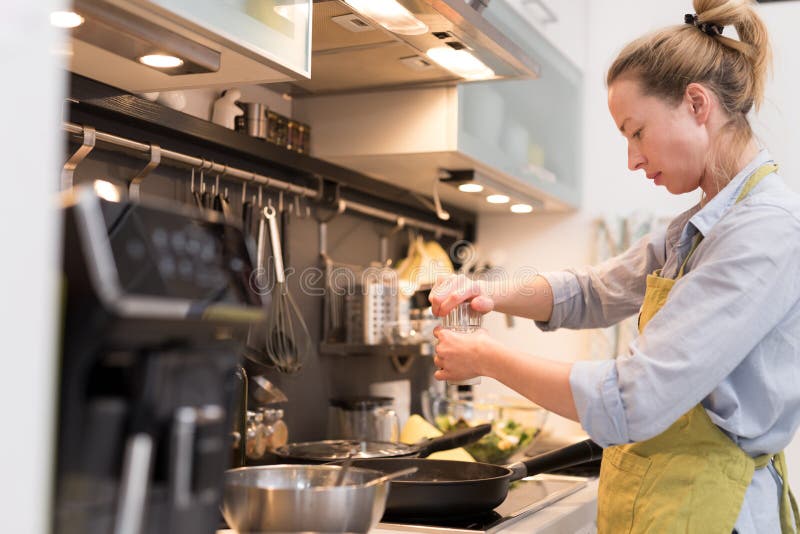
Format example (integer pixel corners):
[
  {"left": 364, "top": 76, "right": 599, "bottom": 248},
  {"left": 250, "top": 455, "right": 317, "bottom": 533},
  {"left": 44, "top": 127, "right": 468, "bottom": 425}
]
[{"left": 684, "top": 148, "right": 774, "bottom": 240}]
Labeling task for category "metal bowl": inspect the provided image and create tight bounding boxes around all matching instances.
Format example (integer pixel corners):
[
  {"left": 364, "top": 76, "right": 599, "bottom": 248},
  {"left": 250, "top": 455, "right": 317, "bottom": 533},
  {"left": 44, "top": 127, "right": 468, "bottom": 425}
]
[{"left": 222, "top": 464, "right": 390, "bottom": 533}]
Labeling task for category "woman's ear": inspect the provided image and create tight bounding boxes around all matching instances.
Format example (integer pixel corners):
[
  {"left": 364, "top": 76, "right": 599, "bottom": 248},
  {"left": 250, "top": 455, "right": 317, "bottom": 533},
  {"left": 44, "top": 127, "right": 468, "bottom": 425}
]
[{"left": 685, "top": 83, "right": 712, "bottom": 125}]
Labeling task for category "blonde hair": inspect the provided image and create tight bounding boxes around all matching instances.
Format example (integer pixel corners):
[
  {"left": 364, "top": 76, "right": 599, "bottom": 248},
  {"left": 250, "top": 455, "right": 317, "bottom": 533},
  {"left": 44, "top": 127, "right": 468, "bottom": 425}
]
[{"left": 607, "top": 0, "right": 772, "bottom": 193}]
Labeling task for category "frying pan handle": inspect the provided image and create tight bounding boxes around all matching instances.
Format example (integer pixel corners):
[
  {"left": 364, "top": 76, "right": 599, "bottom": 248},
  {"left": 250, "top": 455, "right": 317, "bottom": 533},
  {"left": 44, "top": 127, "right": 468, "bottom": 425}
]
[
  {"left": 508, "top": 439, "right": 603, "bottom": 481},
  {"left": 416, "top": 423, "right": 492, "bottom": 457}
]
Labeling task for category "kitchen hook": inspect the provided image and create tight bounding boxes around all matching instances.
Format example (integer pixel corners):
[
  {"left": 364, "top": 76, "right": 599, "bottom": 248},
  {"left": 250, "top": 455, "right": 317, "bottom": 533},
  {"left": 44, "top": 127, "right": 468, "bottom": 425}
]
[
  {"left": 291, "top": 193, "right": 299, "bottom": 217},
  {"left": 379, "top": 217, "right": 406, "bottom": 264},
  {"left": 432, "top": 177, "right": 450, "bottom": 221},
  {"left": 215, "top": 164, "right": 229, "bottom": 194},
  {"left": 129, "top": 143, "right": 161, "bottom": 201},
  {"left": 296, "top": 190, "right": 311, "bottom": 219},
  {"left": 61, "top": 125, "right": 96, "bottom": 191}
]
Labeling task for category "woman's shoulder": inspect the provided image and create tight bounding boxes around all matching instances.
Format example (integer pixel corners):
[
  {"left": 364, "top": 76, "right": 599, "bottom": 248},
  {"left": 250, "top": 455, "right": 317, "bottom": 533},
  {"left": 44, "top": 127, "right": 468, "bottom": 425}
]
[
  {"left": 737, "top": 174, "right": 800, "bottom": 225},
  {"left": 711, "top": 179, "right": 800, "bottom": 252}
]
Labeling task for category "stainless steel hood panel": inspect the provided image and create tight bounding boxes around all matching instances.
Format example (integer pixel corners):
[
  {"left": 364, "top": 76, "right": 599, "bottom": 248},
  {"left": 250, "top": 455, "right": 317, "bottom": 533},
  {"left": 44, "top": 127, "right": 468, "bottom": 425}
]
[{"left": 289, "top": 0, "right": 539, "bottom": 95}]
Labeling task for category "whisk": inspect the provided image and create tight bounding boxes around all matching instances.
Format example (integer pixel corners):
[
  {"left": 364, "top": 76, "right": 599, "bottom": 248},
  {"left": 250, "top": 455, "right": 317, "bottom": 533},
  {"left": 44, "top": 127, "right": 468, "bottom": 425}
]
[{"left": 261, "top": 205, "right": 310, "bottom": 373}]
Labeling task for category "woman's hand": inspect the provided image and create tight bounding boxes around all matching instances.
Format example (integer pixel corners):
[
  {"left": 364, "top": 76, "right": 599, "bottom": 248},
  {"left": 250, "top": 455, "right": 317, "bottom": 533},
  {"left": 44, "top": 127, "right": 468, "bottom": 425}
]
[
  {"left": 432, "top": 326, "right": 495, "bottom": 382},
  {"left": 429, "top": 274, "right": 495, "bottom": 317}
]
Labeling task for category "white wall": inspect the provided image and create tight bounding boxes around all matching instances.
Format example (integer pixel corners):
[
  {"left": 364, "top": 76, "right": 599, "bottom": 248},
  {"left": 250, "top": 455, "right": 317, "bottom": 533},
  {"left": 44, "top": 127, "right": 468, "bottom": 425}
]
[
  {"left": 0, "top": 2, "right": 66, "bottom": 533},
  {"left": 476, "top": 0, "right": 800, "bottom": 480}
]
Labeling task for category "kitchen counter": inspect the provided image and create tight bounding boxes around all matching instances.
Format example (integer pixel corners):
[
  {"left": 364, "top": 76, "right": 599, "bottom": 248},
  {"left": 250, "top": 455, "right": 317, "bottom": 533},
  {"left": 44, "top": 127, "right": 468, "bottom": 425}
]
[{"left": 217, "top": 478, "right": 598, "bottom": 534}]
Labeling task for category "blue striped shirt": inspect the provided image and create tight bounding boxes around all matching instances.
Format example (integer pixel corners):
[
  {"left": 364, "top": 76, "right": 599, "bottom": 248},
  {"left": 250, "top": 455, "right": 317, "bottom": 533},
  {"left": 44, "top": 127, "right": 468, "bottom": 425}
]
[{"left": 538, "top": 150, "right": 800, "bottom": 532}]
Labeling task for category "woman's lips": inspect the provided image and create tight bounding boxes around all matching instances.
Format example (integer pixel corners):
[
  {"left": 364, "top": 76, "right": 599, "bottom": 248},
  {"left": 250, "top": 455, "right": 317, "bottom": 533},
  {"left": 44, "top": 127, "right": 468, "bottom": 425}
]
[{"left": 648, "top": 172, "right": 662, "bottom": 185}]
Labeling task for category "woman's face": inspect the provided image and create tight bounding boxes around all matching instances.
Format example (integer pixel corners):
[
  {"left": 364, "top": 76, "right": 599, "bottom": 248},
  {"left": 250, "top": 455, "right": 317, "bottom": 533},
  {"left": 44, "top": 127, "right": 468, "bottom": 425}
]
[{"left": 608, "top": 78, "right": 709, "bottom": 195}]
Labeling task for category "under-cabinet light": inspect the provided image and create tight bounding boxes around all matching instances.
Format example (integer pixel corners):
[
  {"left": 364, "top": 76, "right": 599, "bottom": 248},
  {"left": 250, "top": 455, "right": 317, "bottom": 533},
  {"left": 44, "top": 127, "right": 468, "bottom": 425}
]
[
  {"left": 426, "top": 47, "right": 495, "bottom": 80},
  {"left": 139, "top": 54, "right": 184, "bottom": 69},
  {"left": 458, "top": 183, "right": 484, "bottom": 193},
  {"left": 51, "top": 11, "right": 84, "bottom": 28},
  {"left": 343, "top": 0, "right": 428, "bottom": 35},
  {"left": 510, "top": 203, "right": 534, "bottom": 213},
  {"left": 486, "top": 194, "right": 510, "bottom": 204}
]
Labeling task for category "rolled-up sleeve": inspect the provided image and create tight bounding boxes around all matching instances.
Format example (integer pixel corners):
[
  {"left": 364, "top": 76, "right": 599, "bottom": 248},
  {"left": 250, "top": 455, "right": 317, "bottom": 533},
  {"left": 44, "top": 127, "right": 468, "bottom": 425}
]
[
  {"left": 568, "top": 204, "right": 800, "bottom": 447},
  {"left": 536, "top": 227, "right": 668, "bottom": 332}
]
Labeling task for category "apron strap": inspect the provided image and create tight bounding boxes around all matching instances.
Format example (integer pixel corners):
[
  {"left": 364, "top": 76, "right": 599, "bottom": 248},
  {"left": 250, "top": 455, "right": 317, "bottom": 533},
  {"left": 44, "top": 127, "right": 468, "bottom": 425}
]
[
  {"left": 736, "top": 163, "right": 778, "bottom": 203},
  {"left": 773, "top": 451, "right": 800, "bottom": 534},
  {"left": 676, "top": 163, "right": 778, "bottom": 280},
  {"left": 753, "top": 451, "right": 799, "bottom": 533}
]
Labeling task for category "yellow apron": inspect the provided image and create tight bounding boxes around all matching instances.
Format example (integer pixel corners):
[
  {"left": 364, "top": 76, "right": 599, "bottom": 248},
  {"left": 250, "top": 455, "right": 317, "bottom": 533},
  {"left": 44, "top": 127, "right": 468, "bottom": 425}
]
[{"left": 597, "top": 163, "right": 800, "bottom": 534}]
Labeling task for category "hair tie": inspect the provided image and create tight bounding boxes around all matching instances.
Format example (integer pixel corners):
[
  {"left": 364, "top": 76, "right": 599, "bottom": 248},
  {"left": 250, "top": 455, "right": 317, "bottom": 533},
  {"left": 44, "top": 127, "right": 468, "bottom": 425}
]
[{"left": 684, "top": 13, "right": 724, "bottom": 36}]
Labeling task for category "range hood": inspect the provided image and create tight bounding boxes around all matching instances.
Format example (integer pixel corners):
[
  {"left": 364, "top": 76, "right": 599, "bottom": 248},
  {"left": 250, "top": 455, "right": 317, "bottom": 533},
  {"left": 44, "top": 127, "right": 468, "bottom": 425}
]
[{"left": 286, "top": 0, "right": 540, "bottom": 95}]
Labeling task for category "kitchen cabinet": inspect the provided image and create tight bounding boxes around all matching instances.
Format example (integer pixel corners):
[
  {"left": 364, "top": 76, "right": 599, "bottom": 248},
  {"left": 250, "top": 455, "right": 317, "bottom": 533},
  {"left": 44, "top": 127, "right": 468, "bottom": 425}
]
[
  {"left": 459, "top": 72, "right": 583, "bottom": 209},
  {"left": 486, "top": 0, "right": 588, "bottom": 72},
  {"left": 294, "top": 0, "right": 584, "bottom": 213},
  {"left": 69, "top": 0, "right": 312, "bottom": 92},
  {"left": 295, "top": 63, "right": 582, "bottom": 212}
]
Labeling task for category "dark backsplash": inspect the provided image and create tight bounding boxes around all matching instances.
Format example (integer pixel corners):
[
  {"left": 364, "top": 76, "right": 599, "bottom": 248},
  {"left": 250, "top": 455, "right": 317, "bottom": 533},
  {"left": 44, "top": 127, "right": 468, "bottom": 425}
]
[{"left": 69, "top": 147, "right": 450, "bottom": 442}]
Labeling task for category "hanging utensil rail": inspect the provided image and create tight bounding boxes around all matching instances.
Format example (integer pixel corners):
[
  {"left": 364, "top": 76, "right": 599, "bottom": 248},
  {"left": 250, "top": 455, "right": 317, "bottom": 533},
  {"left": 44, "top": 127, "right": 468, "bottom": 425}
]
[{"left": 63, "top": 122, "right": 463, "bottom": 239}]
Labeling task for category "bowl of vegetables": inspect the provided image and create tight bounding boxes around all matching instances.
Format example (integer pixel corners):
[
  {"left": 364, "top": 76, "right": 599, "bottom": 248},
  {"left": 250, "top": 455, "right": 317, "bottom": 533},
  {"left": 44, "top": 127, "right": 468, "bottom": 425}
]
[{"left": 422, "top": 391, "right": 547, "bottom": 464}]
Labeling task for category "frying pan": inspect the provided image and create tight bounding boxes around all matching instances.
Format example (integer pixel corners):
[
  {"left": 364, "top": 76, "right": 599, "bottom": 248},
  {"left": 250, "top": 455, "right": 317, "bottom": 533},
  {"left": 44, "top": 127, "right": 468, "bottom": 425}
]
[
  {"left": 348, "top": 438, "right": 603, "bottom": 520},
  {"left": 273, "top": 423, "right": 492, "bottom": 463}
]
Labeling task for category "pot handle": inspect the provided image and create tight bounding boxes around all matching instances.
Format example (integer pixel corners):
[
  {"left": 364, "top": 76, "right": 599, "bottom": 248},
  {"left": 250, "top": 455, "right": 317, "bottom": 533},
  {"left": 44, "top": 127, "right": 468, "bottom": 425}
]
[
  {"left": 508, "top": 439, "right": 603, "bottom": 481},
  {"left": 415, "top": 423, "right": 492, "bottom": 457}
]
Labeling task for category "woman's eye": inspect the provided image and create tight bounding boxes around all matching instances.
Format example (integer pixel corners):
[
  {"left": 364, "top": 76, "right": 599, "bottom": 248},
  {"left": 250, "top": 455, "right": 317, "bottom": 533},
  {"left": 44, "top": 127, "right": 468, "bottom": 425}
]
[{"left": 632, "top": 128, "right": 643, "bottom": 140}]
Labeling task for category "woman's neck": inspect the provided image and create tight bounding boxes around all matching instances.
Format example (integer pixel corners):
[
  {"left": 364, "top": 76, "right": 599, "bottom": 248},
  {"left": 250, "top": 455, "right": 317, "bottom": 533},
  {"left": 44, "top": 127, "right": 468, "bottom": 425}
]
[{"left": 700, "top": 139, "right": 761, "bottom": 206}]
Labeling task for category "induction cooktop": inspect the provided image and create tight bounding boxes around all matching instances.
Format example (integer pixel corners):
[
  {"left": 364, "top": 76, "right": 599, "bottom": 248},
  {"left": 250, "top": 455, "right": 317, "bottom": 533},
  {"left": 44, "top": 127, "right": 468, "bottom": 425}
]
[{"left": 375, "top": 474, "right": 588, "bottom": 533}]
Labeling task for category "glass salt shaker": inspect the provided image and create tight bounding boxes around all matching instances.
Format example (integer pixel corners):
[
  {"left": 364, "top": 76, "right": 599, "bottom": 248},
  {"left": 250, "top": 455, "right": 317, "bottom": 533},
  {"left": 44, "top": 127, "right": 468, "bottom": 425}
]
[{"left": 440, "top": 301, "right": 482, "bottom": 386}]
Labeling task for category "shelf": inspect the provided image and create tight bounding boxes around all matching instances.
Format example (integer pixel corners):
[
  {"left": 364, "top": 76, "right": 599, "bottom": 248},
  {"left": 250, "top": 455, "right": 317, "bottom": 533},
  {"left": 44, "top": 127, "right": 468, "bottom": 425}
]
[
  {"left": 319, "top": 342, "right": 434, "bottom": 358},
  {"left": 67, "top": 74, "right": 477, "bottom": 234}
]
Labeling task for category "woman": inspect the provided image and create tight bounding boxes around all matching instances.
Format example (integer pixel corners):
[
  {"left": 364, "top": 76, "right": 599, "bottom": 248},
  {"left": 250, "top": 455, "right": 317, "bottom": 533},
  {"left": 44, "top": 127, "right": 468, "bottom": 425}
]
[{"left": 430, "top": 1, "right": 800, "bottom": 532}]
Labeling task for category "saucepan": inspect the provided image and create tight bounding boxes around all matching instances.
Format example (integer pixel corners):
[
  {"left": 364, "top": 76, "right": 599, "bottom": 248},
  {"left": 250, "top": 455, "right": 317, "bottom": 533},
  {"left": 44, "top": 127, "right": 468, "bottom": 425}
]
[
  {"left": 272, "top": 423, "right": 491, "bottom": 462},
  {"left": 348, "top": 438, "right": 604, "bottom": 520},
  {"left": 222, "top": 464, "right": 416, "bottom": 533}
]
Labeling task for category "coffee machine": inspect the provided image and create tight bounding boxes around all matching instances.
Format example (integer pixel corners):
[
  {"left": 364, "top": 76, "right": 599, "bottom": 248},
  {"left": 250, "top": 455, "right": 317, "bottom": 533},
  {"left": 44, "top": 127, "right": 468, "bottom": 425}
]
[{"left": 54, "top": 188, "right": 263, "bottom": 534}]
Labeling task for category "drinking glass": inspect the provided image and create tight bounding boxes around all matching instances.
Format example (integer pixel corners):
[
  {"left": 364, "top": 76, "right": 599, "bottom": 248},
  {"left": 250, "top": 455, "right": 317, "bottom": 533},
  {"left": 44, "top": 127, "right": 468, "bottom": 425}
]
[{"left": 441, "top": 301, "right": 482, "bottom": 386}]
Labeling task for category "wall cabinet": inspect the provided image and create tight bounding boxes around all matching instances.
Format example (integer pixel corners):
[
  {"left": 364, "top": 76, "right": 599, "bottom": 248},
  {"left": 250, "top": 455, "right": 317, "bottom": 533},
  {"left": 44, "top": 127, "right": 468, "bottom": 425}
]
[
  {"left": 295, "top": 4, "right": 584, "bottom": 213},
  {"left": 489, "top": 0, "right": 588, "bottom": 72},
  {"left": 69, "top": 0, "right": 312, "bottom": 92},
  {"left": 143, "top": 0, "right": 311, "bottom": 78}
]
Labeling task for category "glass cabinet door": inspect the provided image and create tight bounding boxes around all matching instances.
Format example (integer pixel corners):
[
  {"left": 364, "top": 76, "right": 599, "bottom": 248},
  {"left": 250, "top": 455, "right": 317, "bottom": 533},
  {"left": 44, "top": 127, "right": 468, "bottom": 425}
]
[
  {"left": 146, "top": 0, "right": 312, "bottom": 78},
  {"left": 457, "top": 0, "right": 583, "bottom": 207}
]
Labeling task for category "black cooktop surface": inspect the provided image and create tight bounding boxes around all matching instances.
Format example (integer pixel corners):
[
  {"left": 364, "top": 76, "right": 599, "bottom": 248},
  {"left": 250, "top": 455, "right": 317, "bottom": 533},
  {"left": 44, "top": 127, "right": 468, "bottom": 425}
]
[{"left": 378, "top": 475, "right": 588, "bottom": 533}]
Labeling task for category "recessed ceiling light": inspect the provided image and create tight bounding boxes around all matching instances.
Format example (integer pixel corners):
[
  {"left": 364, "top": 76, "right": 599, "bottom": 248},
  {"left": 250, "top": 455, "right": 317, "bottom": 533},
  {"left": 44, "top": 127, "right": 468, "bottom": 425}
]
[
  {"left": 50, "top": 11, "right": 84, "bottom": 28},
  {"left": 458, "top": 183, "right": 484, "bottom": 193},
  {"left": 486, "top": 194, "right": 510, "bottom": 204},
  {"left": 139, "top": 54, "right": 184, "bottom": 69},
  {"left": 510, "top": 203, "right": 533, "bottom": 213}
]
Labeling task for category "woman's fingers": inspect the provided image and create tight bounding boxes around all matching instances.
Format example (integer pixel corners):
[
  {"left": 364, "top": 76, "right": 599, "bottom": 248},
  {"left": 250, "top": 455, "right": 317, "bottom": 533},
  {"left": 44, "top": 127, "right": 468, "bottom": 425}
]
[
  {"left": 471, "top": 295, "right": 494, "bottom": 314},
  {"left": 432, "top": 325, "right": 442, "bottom": 339},
  {"left": 430, "top": 275, "right": 496, "bottom": 317},
  {"left": 430, "top": 275, "right": 482, "bottom": 317}
]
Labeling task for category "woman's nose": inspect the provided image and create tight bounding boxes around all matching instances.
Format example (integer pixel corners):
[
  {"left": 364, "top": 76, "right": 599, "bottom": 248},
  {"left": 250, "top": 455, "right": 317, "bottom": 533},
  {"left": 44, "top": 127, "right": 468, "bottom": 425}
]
[{"left": 627, "top": 144, "right": 645, "bottom": 171}]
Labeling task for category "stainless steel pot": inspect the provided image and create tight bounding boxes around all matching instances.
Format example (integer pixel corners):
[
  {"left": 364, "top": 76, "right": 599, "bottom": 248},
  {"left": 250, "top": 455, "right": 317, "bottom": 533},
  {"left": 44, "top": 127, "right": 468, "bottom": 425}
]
[{"left": 222, "top": 464, "right": 390, "bottom": 533}]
